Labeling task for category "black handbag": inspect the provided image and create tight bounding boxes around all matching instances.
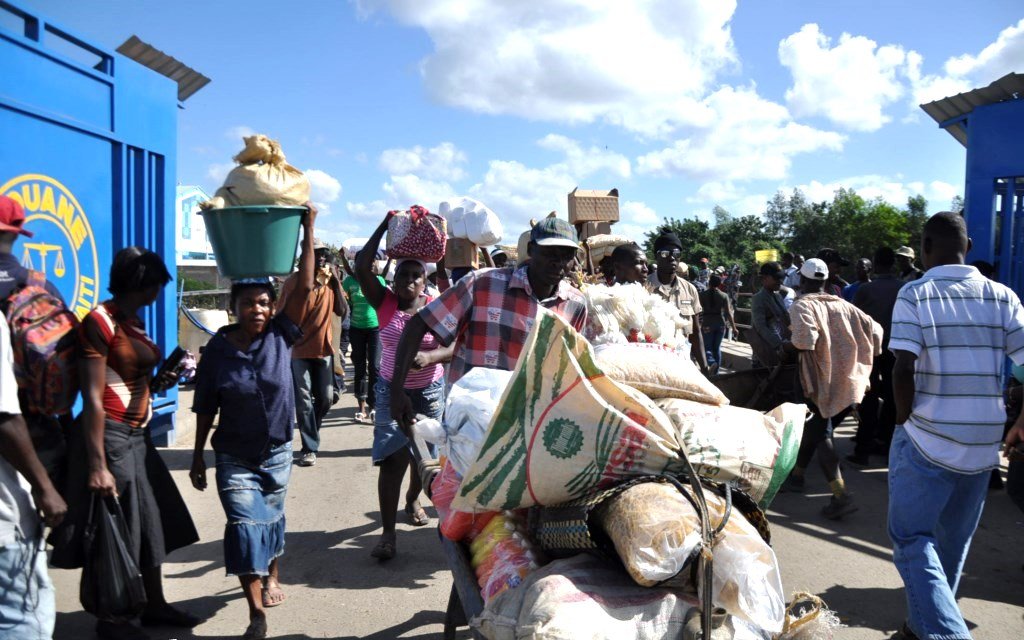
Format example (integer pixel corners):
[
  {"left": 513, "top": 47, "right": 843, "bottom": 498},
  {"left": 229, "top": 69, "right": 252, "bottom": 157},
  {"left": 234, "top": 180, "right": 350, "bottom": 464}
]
[{"left": 79, "top": 494, "right": 148, "bottom": 618}]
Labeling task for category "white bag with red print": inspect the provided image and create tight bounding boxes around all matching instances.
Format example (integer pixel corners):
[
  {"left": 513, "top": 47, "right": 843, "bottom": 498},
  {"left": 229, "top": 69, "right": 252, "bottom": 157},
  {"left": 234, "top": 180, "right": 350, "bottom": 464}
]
[{"left": 386, "top": 205, "right": 447, "bottom": 262}]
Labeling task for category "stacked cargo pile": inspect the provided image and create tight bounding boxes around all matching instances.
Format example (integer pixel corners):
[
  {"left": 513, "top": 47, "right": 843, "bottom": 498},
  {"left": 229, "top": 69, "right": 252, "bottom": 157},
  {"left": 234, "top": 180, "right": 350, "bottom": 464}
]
[
  {"left": 438, "top": 197, "right": 504, "bottom": 268},
  {"left": 419, "top": 310, "right": 840, "bottom": 640}
]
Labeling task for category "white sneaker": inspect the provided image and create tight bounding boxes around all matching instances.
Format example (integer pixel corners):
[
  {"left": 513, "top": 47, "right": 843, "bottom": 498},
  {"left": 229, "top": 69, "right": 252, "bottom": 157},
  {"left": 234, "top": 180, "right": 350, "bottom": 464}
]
[{"left": 298, "top": 452, "right": 317, "bottom": 467}]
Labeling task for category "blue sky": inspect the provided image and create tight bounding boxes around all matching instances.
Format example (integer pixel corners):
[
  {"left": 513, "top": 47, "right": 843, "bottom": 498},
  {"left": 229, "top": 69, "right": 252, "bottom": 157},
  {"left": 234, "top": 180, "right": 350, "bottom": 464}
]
[{"left": 20, "top": 0, "right": 1024, "bottom": 244}]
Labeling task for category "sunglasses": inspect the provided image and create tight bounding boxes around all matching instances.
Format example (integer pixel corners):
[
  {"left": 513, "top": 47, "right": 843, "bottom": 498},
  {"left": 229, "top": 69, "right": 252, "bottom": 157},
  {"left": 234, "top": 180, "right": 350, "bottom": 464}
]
[{"left": 656, "top": 249, "right": 682, "bottom": 259}]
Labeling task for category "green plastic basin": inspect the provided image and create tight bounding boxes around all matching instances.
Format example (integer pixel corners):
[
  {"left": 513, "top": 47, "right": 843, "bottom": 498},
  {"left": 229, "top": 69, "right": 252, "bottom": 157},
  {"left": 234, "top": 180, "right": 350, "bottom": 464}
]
[{"left": 201, "top": 206, "right": 305, "bottom": 278}]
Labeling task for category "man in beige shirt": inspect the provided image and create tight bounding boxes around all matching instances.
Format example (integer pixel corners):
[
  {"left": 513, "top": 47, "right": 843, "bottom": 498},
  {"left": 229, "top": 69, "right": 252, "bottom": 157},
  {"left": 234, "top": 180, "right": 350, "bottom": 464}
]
[
  {"left": 781, "top": 258, "right": 883, "bottom": 519},
  {"left": 646, "top": 232, "right": 707, "bottom": 371}
]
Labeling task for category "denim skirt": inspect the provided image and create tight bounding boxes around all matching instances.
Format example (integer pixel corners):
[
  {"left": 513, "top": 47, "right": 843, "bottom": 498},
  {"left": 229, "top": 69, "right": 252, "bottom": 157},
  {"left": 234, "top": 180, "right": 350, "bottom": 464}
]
[
  {"left": 372, "top": 378, "right": 444, "bottom": 464},
  {"left": 215, "top": 442, "right": 292, "bottom": 576}
]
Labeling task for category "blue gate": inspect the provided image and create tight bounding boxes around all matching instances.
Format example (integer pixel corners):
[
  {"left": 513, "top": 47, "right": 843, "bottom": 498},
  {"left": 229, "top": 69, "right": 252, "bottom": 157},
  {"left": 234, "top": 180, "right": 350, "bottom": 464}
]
[{"left": 0, "top": 1, "right": 181, "bottom": 443}]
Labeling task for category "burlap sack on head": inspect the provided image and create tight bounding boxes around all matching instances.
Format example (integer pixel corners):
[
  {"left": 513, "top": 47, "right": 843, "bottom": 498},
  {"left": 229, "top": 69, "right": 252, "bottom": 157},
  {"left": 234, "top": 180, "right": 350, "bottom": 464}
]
[
  {"left": 204, "top": 135, "right": 311, "bottom": 208},
  {"left": 452, "top": 309, "right": 687, "bottom": 513}
]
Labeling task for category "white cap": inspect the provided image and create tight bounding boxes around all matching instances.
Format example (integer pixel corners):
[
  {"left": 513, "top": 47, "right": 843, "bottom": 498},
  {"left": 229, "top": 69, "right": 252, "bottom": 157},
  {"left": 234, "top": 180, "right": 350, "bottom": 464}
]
[{"left": 800, "top": 257, "right": 829, "bottom": 280}]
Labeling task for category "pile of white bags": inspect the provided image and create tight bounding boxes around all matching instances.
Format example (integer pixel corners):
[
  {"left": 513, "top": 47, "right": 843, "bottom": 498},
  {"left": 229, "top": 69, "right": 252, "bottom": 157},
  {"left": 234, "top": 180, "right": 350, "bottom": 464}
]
[{"left": 439, "top": 196, "right": 504, "bottom": 246}]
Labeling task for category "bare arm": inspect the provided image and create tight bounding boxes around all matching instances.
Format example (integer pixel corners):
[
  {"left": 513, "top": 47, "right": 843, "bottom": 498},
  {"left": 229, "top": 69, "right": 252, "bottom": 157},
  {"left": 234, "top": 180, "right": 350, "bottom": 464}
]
[
  {"left": 481, "top": 247, "right": 495, "bottom": 268},
  {"left": 414, "top": 341, "right": 456, "bottom": 369},
  {"left": 340, "top": 251, "right": 354, "bottom": 277},
  {"left": 189, "top": 414, "right": 215, "bottom": 491},
  {"left": 0, "top": 413, "right": 66, "bottom": 527},
  {"left": 690, "top": 315, "right": 708, "bottom": 372},
  {"left": 330, "top": 269, "right": 348, "bottom": 318},
  {"left": 283, "top": 203, "right": 318, "bottom": 326},
  {"left": 355, "top": 216, "right": 390, "bottom": 309},
  {"left": 81, "top": 356, "right": 116, "bottom": 496},
  {"left": 892, "top": 349, "right": 917, "bottom": 425}
]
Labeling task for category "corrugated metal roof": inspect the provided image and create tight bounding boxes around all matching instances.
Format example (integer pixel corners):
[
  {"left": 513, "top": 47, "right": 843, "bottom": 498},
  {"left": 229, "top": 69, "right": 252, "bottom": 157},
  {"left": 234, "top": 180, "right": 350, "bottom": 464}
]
[
  {"left": 920, "top": 72, "right": 1024, "bottom": 146},
  {"left": 115, "top": 35, "right": 210, "bottom": 101}
]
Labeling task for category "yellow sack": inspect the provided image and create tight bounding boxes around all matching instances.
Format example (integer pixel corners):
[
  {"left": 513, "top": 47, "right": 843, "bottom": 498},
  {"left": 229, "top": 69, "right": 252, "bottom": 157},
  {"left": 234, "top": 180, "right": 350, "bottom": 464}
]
[
  {"left": 453, "top": 309, "right": 686, "bottom": 512},
  {"left": 204, "top": 135, "right": 310, "bottom": 208}
]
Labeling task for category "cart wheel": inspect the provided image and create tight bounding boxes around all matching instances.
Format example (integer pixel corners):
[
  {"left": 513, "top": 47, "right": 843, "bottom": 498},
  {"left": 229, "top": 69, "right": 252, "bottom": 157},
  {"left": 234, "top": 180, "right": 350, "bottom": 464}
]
[{"left": 444, "top": 583, "right": 467, "bottom": 639}]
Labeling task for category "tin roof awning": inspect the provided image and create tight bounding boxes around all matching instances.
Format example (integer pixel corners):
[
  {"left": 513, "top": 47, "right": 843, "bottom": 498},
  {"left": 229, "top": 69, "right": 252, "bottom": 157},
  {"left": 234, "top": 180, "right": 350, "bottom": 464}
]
[
  {"left": 920, "top": 72, "right": 1024, "bottom": 147},
  {"left": 115, "top": 35, "right": 210, "bottom": 102}
]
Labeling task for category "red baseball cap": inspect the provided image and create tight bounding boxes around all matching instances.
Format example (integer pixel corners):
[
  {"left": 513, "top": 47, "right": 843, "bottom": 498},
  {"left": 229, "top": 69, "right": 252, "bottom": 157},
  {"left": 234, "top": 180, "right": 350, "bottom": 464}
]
[{"left": 0, "top": 195, "right": 33, "bottom": 237}]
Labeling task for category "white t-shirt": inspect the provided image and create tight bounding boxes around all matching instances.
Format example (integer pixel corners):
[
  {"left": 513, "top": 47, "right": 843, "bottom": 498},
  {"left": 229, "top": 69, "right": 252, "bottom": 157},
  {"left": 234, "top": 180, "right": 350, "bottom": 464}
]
[{"left": 0, "top": 313, "right": 39, "bottom": 546}]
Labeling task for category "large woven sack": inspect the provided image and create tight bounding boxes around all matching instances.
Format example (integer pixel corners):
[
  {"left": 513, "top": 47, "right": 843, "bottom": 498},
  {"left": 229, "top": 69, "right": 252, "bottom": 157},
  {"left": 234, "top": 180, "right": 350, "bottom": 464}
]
[
  {"left": 595, "top": 342, "right": 728, "bottom": 404},
  {"left": 207, "top": 135, "right": 310, "bottom": 207},
  {"left": 593, "top": 481, "right": 785, "bottom": 632},
  {"left": 386, "top": 205, "right": 447, "bottom": 262},
  {"left": 657, "top": 398, "right": 806, "bottom": 508},
  {"left": 452, "top": 310, "right": 687, "bottom": 513}
]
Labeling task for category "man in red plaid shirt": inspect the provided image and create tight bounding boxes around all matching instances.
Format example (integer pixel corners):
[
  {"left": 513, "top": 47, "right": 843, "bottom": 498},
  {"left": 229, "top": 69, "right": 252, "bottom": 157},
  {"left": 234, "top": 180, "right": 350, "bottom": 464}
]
[{"left": 390, "top": 217, "right": 587, "bottom": 431}]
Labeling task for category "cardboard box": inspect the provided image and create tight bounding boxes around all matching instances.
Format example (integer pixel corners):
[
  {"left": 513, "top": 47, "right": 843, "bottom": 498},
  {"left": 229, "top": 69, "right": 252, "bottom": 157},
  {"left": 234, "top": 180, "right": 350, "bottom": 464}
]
[
  {"left": 577, "top": 221, "right": 613, "bottom": 242},
  {"left": 446, "top": 238, "right": 479, "bottom": 268},
  {"left": 568, "top": 187, "right": 619, "bottom": 224}
]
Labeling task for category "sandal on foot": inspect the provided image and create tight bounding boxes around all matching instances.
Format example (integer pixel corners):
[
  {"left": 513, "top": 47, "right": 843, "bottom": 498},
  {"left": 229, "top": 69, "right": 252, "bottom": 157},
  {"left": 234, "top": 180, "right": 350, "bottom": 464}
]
[
  {"left": 354, "top": 411, "right": 368, "bottom": 423},
  {"left": 261, "top": 585, "right": 286, "bottom": 608},
  {"left": 370, "top": 538, "right": 396, "bottom": 560},
  {"left": 405, "top": 503, "right": 430, "bottom": 527},
  {"left": 243, "top": 616, "right": 268, "bottom": 640}
]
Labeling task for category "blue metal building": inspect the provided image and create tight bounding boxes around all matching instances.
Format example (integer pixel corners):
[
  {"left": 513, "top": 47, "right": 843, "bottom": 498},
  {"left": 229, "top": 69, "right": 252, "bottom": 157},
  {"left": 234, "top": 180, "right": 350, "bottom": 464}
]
[
  {"left": 0, "top": 1, "right": 207, "bottom": 443},
  {"left": 921, "top": 73, "right": 1024, "bottom": 293}
]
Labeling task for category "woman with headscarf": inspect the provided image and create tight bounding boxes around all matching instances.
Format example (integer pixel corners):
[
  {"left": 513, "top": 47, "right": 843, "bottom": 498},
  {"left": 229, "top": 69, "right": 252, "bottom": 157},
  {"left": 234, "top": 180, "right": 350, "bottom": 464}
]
[
  {"left": 357, "top": 210, "right": 453, "bottom": 561},
  {"left": 189, "top": 204, "right": 318, "bottom": 639},
  {"left": 78, "top": 246, "right": 199, "bottom": 640}
]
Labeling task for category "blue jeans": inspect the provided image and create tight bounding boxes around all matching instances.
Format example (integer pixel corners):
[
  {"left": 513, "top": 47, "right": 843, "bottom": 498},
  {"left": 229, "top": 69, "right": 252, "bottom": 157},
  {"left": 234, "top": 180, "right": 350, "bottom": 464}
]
[
  {"left": 888, "top": 427, "right": 988, "bottom": 639},
  {"left": 215, "top": 442, "right": 292, "bottom": 576},
  {"left": 0, "top": 536, "right": 55, "bottom": 639},
  {"left": 372, "top": 378, "right": 445, "bottom": 464},
  {"left": 703, "top": 325, "right": 726, "bottom": 367},
  {"left": 291, "top": 356, "right": 333, "bottom": 454}
]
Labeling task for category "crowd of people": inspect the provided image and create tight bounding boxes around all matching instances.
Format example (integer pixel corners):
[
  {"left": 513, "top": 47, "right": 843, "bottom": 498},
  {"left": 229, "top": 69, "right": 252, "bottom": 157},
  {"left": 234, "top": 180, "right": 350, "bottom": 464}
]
[{"left": 0, "top": 191, "right": 1022, "bottom": 640}]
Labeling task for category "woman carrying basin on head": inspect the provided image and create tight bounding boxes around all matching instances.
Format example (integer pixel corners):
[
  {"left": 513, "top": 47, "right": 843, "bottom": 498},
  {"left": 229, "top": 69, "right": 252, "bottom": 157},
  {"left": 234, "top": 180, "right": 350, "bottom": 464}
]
[{"left": 189, "top": 203, "right": 319, "bottom": 640}]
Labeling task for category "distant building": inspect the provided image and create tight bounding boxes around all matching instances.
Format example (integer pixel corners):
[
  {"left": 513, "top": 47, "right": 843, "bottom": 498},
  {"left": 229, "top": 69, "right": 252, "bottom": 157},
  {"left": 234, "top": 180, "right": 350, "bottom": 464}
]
[{"left": 176, "top": 185, "right": 216, "bottom": 265}]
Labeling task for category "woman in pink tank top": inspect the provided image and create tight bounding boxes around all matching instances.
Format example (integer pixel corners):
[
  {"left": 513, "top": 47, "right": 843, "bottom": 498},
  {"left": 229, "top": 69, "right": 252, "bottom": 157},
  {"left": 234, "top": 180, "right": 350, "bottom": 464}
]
[{"left": 356, "top": 213, "right": 454, "bottom": 561}]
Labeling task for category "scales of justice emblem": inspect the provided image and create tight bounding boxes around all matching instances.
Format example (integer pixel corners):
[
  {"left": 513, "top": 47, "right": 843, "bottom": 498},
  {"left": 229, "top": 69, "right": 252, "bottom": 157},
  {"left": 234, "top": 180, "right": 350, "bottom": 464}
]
[{"left": 0, "top": 174, "right": 100, "bottom": 319}]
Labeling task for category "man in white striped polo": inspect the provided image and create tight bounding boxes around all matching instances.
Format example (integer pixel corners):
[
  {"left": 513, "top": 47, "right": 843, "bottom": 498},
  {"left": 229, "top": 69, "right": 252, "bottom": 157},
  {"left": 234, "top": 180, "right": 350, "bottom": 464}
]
[{"left": 889, "top": 211, "right": 1024, "bottom": 640}]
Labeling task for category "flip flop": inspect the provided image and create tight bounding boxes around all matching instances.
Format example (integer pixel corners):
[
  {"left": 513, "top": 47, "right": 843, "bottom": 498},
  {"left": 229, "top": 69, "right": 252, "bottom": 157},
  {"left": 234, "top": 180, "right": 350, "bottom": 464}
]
[
  {"left": 261, "top": 584, "right": 286, "bottom": 608},
  {"left": 243, "top": 616, "right": 268, "bottom": 640},
  {"left": 370, "top": 539, "right": 396, "bottom": 560},
  {"left": 405, "top": 504, "right": 430, "bottom": 527},
  {"left": 354, "top": 411, "right": 368, "bottom": 423}
]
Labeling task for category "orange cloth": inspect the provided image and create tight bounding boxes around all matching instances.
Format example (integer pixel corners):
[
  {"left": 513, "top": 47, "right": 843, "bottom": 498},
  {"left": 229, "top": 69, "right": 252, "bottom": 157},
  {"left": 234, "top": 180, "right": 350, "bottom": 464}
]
[
  {"left": 278, "top": 273, "right": 336, "bottom": 359},
  {"left": 789, "top": 292, "right": 883, "bottom": 418}
]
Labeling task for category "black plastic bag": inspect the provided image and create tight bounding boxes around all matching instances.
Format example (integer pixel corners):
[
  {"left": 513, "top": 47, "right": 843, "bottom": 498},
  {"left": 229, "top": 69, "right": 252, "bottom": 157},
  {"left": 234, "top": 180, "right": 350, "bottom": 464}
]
[{"left": 80, "top": 494, "right": 147, "bottom": 618}]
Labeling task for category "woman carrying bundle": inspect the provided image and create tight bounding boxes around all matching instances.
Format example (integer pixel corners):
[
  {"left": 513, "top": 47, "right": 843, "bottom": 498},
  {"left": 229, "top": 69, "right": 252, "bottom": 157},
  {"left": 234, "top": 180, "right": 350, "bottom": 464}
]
[
  {"left": 357, "top": 211, "right": 453, "bottom": 560},
  {"left": 189, "top": 203, "right": 318, "bottom": 639}
]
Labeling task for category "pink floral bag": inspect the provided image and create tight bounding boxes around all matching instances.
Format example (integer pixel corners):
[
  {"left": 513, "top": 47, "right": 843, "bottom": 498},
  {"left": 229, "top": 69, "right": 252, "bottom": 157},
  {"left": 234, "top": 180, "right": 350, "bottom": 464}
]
[{"left": 386, "top": 205, "right": 448, "bottom": 262}]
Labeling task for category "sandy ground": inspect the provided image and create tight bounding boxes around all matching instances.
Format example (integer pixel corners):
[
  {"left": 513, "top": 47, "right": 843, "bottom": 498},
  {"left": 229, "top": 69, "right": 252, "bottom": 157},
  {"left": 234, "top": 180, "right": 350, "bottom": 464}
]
[{"left": 50, "top": 380, "right": 1024, "bottom": 639}]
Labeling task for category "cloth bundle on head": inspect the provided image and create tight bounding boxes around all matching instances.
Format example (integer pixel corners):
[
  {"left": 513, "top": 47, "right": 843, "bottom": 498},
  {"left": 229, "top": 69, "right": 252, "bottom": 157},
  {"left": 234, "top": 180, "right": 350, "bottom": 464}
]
[{"left": 654, "top": 233, "right": 683, "bottom": 253}]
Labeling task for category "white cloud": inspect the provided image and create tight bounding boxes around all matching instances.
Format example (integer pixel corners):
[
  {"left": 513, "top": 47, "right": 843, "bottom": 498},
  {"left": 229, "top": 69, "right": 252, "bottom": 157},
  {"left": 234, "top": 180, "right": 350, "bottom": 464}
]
[
  {"left": 379, "top": 142, "right": 468, "bottom": 181},
  {"left": 790, "top": 175, "right": 960, "bottom": 208},
  {"left": 356, "top": 0, "right": 738, "bottom": 136},
  {"left": 206, "top": 162, "right": 234, "bottom": 185},
  {"left": 779, "top": 24, "right": 908, "bottom": 131},
  {"left": 636, "top": 85, "right": 846, "bottom": 182},
  {"left": 620, "top": 201, "right": 658, "bottom": 225},
  {"left": 304, "top": 169, "right": 342, "bottom": 205},
  {"left": 225, "top": 125, "right": 255, "bottom": 141},
  {"left": 909, "top": 18, "right": 1024, "bottom": 105},
  {"left": 538, "top": 134, "right": 631, "bottom": 179}
]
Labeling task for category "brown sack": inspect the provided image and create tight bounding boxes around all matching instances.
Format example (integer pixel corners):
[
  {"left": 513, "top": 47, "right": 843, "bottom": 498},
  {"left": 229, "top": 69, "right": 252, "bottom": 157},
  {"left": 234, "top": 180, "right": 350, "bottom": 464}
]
[{"left": 206, "top": 135, "right": 311, "bottom": 208}]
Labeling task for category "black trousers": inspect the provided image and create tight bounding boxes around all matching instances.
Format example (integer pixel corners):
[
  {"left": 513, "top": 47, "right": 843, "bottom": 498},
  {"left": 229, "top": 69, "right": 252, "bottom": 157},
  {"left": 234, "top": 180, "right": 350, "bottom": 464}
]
[
  {"left": 350, "top": 326, "right": 380, "bottom": 409},
  {"left": 855, "top": 350, "right": 896, "bottom": 456}
]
